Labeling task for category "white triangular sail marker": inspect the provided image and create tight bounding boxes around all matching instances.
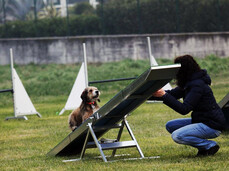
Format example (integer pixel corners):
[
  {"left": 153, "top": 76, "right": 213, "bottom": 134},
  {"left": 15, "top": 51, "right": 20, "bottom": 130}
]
[
  {"left": 147, "top": 37, "right": 172, "bottom": 90},
  {"left": 59, "top": 62, "right": 87, "bottom": 115},
  {"left": 59, "top": 43, "right": 88, "bottom": 115},
  {"left": 12, "top": 68, "right": 41, "bottom": 117},
  {"left": 5, "top": 48, "right": 41, "bottom": 120}
]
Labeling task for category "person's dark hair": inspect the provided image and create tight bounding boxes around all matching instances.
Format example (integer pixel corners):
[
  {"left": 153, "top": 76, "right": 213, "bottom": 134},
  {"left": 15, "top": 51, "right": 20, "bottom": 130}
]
[{"left": 174, "top": 55, "right": 201, "bottom": 88}]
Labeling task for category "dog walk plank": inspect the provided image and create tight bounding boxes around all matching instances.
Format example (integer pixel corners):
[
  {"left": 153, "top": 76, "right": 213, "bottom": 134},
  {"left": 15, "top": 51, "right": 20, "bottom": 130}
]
[{"left": 47, "top": 64, "right": 181, "bottom": 156}]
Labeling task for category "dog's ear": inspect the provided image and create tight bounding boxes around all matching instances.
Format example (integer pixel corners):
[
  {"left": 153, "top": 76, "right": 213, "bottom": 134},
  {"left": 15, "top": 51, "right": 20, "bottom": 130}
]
[
  {"left": 81, "top": 89, "right": 88, "bottom": 102},
  {"left": 97, "top": 98, "right": 100, "bottom": 102}
]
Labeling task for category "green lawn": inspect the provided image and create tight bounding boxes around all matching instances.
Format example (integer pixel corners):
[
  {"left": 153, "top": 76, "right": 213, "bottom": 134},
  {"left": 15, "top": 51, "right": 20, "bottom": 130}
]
[{"left": 0, "top": 57, "right": 229, "bottom": 170}]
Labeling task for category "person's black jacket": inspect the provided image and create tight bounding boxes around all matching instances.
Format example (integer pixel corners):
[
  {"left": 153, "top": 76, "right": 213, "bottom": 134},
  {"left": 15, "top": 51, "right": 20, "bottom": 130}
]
[{"left": 162, "top": 69, "right": 227, "bottom": 131}]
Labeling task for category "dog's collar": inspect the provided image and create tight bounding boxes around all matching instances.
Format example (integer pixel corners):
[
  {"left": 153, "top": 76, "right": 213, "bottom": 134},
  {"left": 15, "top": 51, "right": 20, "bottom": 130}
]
[{"left": 87, "top": 101, "right": 95, "bottom": 105}]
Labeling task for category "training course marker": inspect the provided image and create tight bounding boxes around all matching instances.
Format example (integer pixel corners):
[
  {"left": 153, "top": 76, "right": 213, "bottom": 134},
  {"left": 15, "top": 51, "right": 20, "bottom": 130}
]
[
  {"left": 147, "top": 36, "right": 172, "bottom": 91},
  {"left": 48, "top": 64, "right": 181, "bottom": 162},
  {"left": 3, "top": 49, "right": 42, "bottom": 120},
  {"left": 59, "top": 43, "right": 88, "bottom": 115}
]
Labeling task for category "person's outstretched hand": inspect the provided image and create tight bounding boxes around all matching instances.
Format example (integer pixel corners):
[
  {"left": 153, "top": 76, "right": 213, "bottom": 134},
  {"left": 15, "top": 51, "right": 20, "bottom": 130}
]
[{"left": 152, "top": 88, "right": 165, "bottom": 97}]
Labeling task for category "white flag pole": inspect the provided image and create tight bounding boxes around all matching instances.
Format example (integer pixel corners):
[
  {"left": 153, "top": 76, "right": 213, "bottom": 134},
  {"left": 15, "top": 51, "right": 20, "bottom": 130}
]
[
  {"left": 147, "top": 37, "right": 158, "bottom": 66},
  {"left": 10, "top": 48, "right": 14, "bottom": 71},
  {"left": 9, "top": 48, "right": 18, "bottom": 118},
  {"left": 83, "top": 43, "right": 88, "bottom": 87}
]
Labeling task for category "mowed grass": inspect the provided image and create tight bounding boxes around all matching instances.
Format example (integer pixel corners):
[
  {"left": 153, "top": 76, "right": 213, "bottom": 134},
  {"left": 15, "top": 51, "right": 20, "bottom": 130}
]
[{"left": 0, "top": 56, "right": 229, "bottom": 170}]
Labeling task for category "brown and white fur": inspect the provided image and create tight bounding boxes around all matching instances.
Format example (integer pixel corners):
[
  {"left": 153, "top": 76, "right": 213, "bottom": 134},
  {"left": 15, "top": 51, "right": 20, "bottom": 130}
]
[{"left": 68, "top": 86, "right": 100, "bottom": 131}]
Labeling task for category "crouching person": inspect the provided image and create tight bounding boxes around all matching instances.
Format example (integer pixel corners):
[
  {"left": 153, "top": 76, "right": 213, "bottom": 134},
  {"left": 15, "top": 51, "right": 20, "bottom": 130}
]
[{"left": 153, "top": 55, "right": 227, "bottom": 156}]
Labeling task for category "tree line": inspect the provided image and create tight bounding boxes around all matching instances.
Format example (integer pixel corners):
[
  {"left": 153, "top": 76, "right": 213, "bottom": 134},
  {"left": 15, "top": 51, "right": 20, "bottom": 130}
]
[{"left": 0, "top": 0, "right": 228, "bottom": 38}]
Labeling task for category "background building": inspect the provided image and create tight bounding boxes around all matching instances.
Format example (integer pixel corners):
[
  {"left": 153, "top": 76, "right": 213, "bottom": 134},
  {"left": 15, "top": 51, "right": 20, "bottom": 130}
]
[
  {"left": 0, "top": 0, "right": 99, "bottom": 23},
  {"left": 45, "top": 0, "right": 99, "bottom": 16}
]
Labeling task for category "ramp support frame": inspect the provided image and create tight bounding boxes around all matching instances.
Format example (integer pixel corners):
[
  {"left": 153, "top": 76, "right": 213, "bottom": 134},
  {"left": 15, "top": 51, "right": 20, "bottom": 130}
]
[{"left": 78, "top": 115, "right": 144, "bottom": 162}]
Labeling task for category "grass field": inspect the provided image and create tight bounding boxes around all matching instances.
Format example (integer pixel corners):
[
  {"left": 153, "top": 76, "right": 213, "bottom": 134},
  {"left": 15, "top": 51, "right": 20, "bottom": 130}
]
[{"left": 0, "top": 56, "right": 229, "bottom": 170}]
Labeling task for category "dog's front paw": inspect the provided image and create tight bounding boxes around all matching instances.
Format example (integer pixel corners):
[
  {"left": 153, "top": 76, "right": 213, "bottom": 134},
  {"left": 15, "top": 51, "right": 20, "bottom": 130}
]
[{"left": 71, "top": 126, "right": 77, "bottom": 131}]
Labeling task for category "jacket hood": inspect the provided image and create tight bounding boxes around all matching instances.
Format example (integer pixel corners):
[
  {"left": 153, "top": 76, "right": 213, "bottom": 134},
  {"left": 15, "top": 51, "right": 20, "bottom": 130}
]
[{"left": 189, "top": 69, "right": 211, "bottom": 85}]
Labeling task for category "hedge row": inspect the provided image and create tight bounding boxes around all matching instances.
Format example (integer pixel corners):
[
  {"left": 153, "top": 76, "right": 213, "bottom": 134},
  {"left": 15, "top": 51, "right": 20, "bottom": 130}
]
[
  {"left": 0, "top": 0, "right": 229, "bottom": 38},
  {"left": 0, "top": 15, "right": 101, "bottom": 38},
  {"left": 99, "top": 0, "right": 229, "bottom": 34}
]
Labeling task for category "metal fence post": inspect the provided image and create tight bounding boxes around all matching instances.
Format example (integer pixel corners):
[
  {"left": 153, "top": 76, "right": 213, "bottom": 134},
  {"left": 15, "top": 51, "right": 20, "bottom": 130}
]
[
  {"left": 2, "top": 0, "right": 7, "bottom": 37},
  {"left": 66, "top": 0, "right": 70, "bottom": 36},
  {"left": 100, "top": 0, "right": 105, "bottom": 35},
  {"left": 175, "top": 0, "right": 180, "bottom": 33},
  {"left": 33, "top": 0, "right": 38, "bottom": 37},
  {"left": 136, "top": 0, "right": 142, "bottom": 34},
  {"left": 216, "top": 0, "right": 222, "bottom": 31}
]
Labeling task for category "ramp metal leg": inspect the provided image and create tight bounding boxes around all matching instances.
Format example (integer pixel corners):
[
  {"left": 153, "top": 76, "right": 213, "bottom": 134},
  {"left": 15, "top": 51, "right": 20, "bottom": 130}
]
[
  {"left": 71, "top": 118, "right": 144, "bottom": 162},
  {"left": 80, "top": 128, "right": 91, "bottom": 160},
  {"left": 111, "top": 120, "right": 125, "bottom": 157},
  {"left": 124, "top": 118, "right": 144, "bottom": 158},
  {"left": 88, "top": 123, "right": 108, "bottom": 162}
]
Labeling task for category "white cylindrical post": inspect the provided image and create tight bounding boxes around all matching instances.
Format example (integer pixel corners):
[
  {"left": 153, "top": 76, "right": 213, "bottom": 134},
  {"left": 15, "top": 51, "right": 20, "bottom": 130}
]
[
  {"left": 147, "top": 37, "right": 158, "bottom": 66},
  {"left": 83, "top": 43, "right": 88, "bottom": 87}
]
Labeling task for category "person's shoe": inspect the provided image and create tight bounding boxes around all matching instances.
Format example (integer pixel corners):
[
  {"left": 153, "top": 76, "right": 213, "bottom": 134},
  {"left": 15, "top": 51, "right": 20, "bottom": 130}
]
[
  {"left": 197, "top": 145, "right": 220, "bottom": 156},
  {"left": 207, "top": 144, "right": 220, "bottom": 155},
  {"left": 197, "top": 149, "right": 208, "bottom": 156}
]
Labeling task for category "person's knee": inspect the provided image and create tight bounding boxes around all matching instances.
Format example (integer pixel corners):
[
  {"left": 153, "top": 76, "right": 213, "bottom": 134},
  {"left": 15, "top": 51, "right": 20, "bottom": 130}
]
[
  {"left": 171, "top": 131, "right": 183, "bottom": 144},
  {"left": 165, "top": 121, "right": 173, "bottom": 133}
]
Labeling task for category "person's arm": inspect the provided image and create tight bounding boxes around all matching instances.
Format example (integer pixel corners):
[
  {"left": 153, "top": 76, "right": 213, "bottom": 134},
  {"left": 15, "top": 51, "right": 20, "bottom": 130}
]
[
  {"left": 165, "top": 87, "right": 184, "bottom": 99},
  {"left": 162, "top": 84, "right": 204, "bottom": 115},
  {"left": 150, "top": 86, "right": 184, "bottom": 101}
]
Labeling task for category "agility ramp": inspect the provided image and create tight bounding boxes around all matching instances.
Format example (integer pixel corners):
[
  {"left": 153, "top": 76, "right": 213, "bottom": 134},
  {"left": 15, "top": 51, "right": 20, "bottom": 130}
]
[{"left": 47, "top": 64, "right": 181, "bottom": 162}]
